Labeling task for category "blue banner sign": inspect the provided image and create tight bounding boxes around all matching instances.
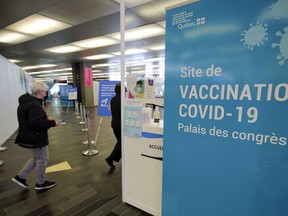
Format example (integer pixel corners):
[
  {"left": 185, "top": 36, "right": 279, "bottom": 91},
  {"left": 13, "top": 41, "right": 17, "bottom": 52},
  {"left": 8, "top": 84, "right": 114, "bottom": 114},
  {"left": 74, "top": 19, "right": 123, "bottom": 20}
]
[
  {"left": 98, "top": 80, "right": 119, "bottom": 116},
  {"left": 163, "top": 0, "right": 288, "bottom": 216}
]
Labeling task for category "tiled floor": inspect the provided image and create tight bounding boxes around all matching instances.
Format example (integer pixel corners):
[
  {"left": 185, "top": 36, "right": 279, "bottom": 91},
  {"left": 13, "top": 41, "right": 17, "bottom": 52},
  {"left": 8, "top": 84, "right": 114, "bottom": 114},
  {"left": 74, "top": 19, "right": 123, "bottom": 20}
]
[{"left": 0, "top": 101, "right": 152, "bottom": 216}]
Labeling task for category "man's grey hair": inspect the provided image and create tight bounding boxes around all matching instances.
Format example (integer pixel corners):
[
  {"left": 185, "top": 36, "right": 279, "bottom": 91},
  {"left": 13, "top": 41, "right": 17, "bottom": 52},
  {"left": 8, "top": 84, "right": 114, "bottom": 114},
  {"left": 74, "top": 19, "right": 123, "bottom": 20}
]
[{"left": 30, "top": 82, "right": 49, "bottom": 95}]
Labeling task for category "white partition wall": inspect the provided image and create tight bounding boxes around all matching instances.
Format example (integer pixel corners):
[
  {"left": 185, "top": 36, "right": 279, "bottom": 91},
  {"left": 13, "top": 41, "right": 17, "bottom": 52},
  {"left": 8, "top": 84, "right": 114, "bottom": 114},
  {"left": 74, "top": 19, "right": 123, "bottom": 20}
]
[
  {"left": 0, "top": 55, "right": 28, "bottom": 145},
  {"left": 122, "top": 98, "right": 164, "bottom": 216}
]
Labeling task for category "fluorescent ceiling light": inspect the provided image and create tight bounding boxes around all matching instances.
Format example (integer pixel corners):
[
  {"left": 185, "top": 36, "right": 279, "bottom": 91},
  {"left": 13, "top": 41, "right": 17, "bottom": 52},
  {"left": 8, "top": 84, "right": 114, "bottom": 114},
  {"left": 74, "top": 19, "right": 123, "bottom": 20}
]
[
  {"left": 93, "top": 75, "right": 108, "bottom": 77},
  {"left": 149, "top": 44, "right": 165, "bottom": 50},
  {"left": 22, "top": 64, "right": 57, "bottom": 70},
  {"left": 71, "top": 36, "right": 119, "bottom": 48},
  {"left": 83, "top": 54, "right": 113, "bottom": 60},
  {"left": 113, "top": 49, "right": 147, "bottom": 55},
  {"left": 130, "top": 70, "right": 146, "bottom": 74},
  {"left": 93, "top": 73, "right": 107, "bottom": 76},
  {"left": 0, "top": 29, "right": 35, "bottom": 44},
  {"left": 45, "top": 45, "right": 84, "bottom": 53},
  {"left": 9, "top": 59, "right": 22, "bottom": 63},
  {"left": 92, "top": 63, "right": 118, "bottom": 68},
  {"left": 6, "top": 14, "right": 71, "bottom": 37},
  {"left": 56, "top": 72, "right": 72, "bottom": 75},
  {"left": 128, "top": 66, "right": 145, "bottom": 71},
  {"left": 108, "top": 24, "right": 165, "bottom": 41},
  {"left": 23, "top": 66, "right": 39, "bottom": 70},
  {"left": 37, "top": 73, "right": 62, "bottom": 77},
  {"left": 34, "top": 78, "right": 53, "bottom": 82},
  {"left": 92, "top": 69, "right": 102, "bottom": 72},
  {"left": 29, "top": 71, "right": 51, "bottom": 75}
]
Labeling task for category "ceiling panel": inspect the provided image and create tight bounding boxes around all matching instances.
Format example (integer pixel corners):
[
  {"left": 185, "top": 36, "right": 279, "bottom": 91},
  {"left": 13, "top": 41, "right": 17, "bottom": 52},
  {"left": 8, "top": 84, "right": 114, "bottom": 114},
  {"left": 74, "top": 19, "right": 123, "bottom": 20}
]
[
  {"left": 39, "top": 0, "right": 120, "bottom": 25},
  {"left": 0, "top": 0, "right": 66, "bottom": 28},
  {"left": 0, "top": 0, "right": 191, "bottom": 81}
]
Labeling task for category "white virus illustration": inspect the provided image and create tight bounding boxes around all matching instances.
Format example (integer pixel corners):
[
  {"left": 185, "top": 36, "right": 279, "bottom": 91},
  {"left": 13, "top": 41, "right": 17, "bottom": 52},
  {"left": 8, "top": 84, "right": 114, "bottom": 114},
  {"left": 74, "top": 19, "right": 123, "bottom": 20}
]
[
  {"left": 271, "top": 27, "right": 288, "bottom": 65},
  {"left": 270, "top": 0, "right": 288, "bottom": 20},
  {"left": 241, "top": 22, "right": 268, "bottom": 50}
]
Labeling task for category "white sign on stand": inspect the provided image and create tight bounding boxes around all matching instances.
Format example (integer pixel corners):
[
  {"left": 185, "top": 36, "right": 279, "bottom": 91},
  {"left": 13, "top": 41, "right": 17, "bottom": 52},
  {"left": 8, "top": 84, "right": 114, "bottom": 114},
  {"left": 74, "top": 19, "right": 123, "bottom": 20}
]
[{"left": 68, "top": 87, "right": 77, "bottom": 100}]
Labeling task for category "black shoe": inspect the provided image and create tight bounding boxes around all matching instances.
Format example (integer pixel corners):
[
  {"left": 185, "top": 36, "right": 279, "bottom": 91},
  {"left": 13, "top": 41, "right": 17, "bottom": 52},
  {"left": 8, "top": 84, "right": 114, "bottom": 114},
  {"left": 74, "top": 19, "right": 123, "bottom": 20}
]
[
  {"left": 35, "top": 181, "right": 56, "bottom": 190},
  {"left": 11, "top": 175, "right": 28, "bottom": 189},
  {"left": 105, "top": 158, "right": 115, "bottom": 169}
]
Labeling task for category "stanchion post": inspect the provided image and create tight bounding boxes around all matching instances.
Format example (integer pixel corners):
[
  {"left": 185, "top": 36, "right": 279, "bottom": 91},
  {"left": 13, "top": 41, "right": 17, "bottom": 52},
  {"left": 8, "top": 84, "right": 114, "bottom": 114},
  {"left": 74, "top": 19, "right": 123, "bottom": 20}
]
[
  {"left": 81, "top": 106, "right": 88, "bottom": 132},
  {"left": 93, "top": 117, "right": 103, "bottom": 147},
  {"left": 82, "top": 109, "right": 98, "bottom": 156},
  {"left": 79, "top": 103, "right": 85, "bottom": 124},
  {"left": 66, "top": 101, "right": 72, "bottom": 113},
  {"left": 75, "top": 101, "right": 80, "bottom": 118}
]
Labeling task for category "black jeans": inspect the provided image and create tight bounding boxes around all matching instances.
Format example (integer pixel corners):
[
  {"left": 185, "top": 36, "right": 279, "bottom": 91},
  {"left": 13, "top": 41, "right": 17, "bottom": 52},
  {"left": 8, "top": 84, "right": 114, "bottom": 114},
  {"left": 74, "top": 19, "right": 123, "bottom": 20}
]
[{"left": 107, "top": 128, "right": 121, "bottom": 162}]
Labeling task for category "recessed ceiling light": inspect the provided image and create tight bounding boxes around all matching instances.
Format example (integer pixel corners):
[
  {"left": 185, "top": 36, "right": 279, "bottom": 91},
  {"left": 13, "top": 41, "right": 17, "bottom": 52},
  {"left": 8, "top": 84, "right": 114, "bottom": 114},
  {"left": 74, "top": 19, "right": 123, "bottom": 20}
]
[
  {"left": 8, "top": 59, "right": 22, "bottom": 63},
  {"left": 45, "top": 45, "right": 84, "bottom": 53},
  {"left": 108, "top": 24, "right": 165, "bottom": 41},
  {"left": 113, "top": 49, "right": 147, "bottom": 55},
  {"left": 37, "top": 74, "right": 62, "bottom": 77},
  {"left": 6, "top": 14, "right": 71, "bottom": 37},
  {"left": 72, "top": 36, "right": 119, "bottom": 48},
  {"left": 83, "top": 54, "right": 113, "bottom": 60},
  {"left": 0, "top": 29, "right": 35, "bottom": 44},
  {"left": 93, "top": 73, "right": 107, "bottom": 76},
  {"left": 60, "top": 72, "right": 72, "bottom": 75},
  {"left": 149, "top": 44, "right": 165, "bottom": 51},
  {"left": 22, "top": 64, "right": 57, "bottom": 70},
  {"left": 92, "top": 69, "right": 102, "bottom": 73},
  {"left": 92, "top": 63, "right": 118, "bottom": 68},
  {"left": 34, "top": 78, "right": 54, "bottom": 82}
]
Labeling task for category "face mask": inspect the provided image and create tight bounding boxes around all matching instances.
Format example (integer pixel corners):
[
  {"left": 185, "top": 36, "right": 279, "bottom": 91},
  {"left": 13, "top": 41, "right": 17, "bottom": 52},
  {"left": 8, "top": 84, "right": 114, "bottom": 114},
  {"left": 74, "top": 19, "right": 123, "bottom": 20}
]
[{"left": 137, "top": 87, "right": 142, "bottom": 92}]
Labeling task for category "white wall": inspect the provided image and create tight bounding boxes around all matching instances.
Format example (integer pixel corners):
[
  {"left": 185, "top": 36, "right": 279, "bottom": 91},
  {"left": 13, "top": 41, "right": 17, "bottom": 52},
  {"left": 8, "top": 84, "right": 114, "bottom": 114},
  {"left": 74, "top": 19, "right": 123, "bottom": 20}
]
[{"left": 0, "top": 55, "right": 28, "bottom": 145}]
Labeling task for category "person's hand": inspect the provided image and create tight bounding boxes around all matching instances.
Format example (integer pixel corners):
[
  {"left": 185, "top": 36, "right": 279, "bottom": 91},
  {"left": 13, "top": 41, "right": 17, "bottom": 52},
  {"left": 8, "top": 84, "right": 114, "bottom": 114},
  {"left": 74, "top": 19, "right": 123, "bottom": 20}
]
[{"left": 55, "top": 121, "right": 61, "bottom": 127}]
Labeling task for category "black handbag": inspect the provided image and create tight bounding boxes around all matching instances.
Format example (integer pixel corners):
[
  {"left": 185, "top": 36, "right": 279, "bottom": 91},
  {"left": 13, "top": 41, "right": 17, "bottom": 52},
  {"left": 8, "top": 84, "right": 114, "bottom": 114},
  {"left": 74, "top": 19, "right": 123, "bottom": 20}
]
[{"left": 15, "top": 131, "right": 37, "bottom": 148}]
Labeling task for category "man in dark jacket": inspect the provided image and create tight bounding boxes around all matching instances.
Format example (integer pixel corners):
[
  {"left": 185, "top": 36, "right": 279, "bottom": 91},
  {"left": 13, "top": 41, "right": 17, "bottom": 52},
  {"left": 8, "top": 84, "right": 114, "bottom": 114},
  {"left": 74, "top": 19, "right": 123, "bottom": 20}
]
[
  {"left": 105, "top": 82, "right": 121, "bottom": 169},
  {"left": 12, "top": 81, "right": 61, "bottom": 190}
]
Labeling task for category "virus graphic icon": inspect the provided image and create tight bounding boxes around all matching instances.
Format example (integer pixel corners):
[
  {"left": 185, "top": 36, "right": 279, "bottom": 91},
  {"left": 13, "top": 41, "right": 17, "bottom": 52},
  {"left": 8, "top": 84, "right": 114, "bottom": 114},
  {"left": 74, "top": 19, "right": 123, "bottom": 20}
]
[
  {"left": 270, "top": 0, "right": 288, "bottom": 20},
  {"left": 271, "top": 27, "right": 288, "bottom": 65},
  {"left": 241, "top": 22, "right": 268, "bottom": 50}
]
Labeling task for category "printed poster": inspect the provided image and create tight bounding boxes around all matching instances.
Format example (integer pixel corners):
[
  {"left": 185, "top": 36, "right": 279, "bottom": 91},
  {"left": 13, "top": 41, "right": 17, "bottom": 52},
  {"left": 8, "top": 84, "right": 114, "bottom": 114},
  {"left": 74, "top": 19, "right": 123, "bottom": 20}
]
[
  {"left": 98, "top": 80, "right": 119, "bottom": 116},
  {"left": 84, "top": 67, "right": 92, "bottom": 87}
]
